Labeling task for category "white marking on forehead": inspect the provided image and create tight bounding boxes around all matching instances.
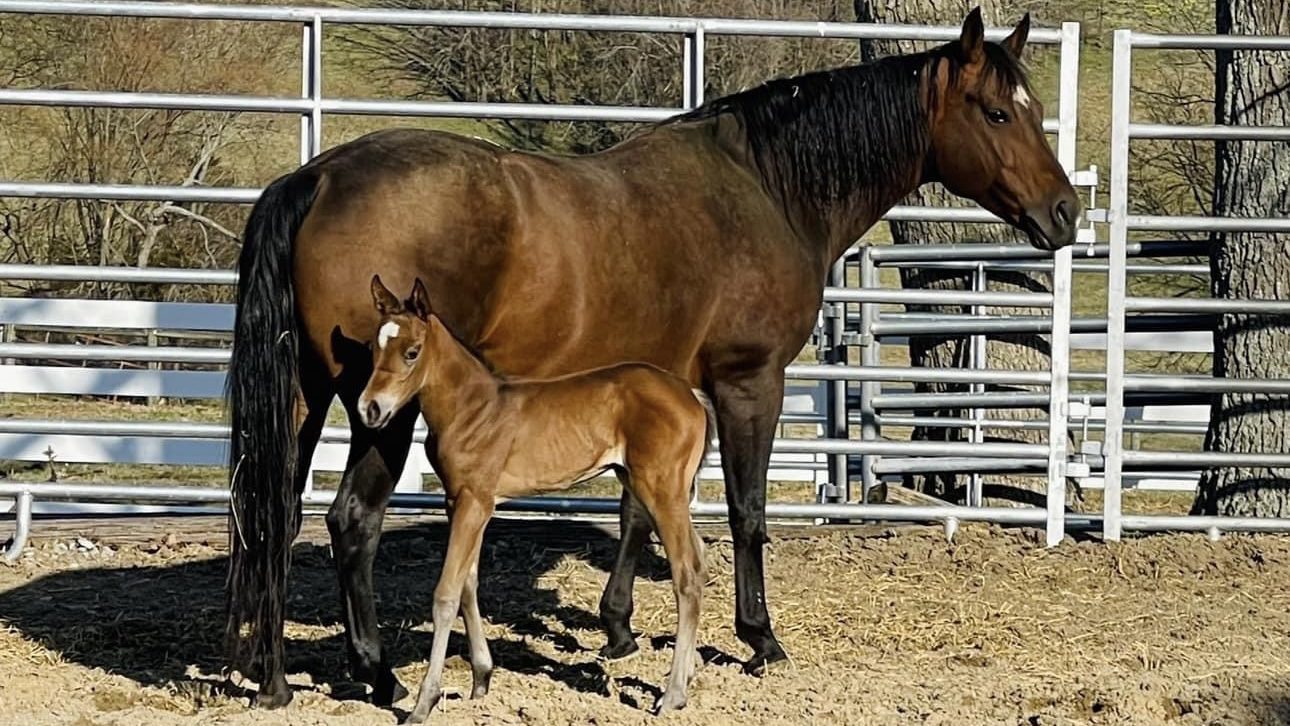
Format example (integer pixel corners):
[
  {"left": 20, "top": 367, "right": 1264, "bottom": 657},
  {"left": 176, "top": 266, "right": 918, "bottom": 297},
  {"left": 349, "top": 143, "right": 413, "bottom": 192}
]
[
  {"left": 1013, "top": 85, "right": 1031, "bottom": 109},
  {"left": 377, "top": 321, "right": 400, "bottom": 349}
]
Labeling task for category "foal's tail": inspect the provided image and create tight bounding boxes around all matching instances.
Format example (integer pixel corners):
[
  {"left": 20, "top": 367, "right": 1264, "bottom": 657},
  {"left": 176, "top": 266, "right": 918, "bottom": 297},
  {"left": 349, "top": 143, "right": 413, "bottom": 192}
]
[
  {"left": 690, "top": 389, "right": 718, "bottom": 494},
  {"left": 225, "top": 168, "right": 320, "bottom": 680}
]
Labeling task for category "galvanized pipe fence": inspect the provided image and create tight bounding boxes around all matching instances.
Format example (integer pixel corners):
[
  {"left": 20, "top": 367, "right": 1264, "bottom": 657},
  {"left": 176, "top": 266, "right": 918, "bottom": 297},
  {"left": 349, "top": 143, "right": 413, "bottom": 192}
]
[{"left": 0, "top": 2, "right": 1287, "bottom": 560}]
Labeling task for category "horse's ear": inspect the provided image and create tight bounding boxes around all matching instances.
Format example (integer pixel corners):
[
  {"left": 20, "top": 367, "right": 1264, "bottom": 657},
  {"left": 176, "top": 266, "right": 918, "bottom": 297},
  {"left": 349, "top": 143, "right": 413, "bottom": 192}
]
[
  {"left": 371, "top": 274, "right": 401, "bottom": 316},
  {"left": 959, "top": 7, "right": 985, "bottom": 65},
  {"left": 410, "top": 278, "right": 432, "bottom": 320},
  {"left": 1002, "top": 12, "right": 1030, "bottom": 58}
]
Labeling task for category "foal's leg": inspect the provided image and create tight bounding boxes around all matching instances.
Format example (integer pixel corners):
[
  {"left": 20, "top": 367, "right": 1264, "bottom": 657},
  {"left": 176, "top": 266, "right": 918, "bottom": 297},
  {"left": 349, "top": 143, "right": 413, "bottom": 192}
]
[
  {"left": 713, "top": 372, "right": 789, "bottom": 675},
  {"left": 460, "top": 562, "right": 493, "bottom": 698},
  {"left": 327, "top": 399, "right": 418, "bottom": 707},
  {"left": 598, "top": 485, "right": 653, "bottom": 660},
  {"left": 634, "top": 473, "right": 705, "bottom": 714},
  {"left": 406, "top": 491, "right": 494, "bottom": 725}
]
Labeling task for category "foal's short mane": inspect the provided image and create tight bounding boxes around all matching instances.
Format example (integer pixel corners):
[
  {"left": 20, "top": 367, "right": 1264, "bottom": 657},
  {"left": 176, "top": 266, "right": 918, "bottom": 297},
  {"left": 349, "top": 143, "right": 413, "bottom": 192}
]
[{"left": 671, "top": 42, "right": 1032, "bottom": 214}]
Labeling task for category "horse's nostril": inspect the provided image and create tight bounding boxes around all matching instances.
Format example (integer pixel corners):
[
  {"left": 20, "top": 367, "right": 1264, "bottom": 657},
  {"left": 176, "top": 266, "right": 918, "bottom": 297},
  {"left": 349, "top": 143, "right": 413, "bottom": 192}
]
[
  {"left": 366, "top": 400, "right": 381, "bottom": 424},
  {"left": 1054, "top": 199, "right": 1073, "bottom": 228}
]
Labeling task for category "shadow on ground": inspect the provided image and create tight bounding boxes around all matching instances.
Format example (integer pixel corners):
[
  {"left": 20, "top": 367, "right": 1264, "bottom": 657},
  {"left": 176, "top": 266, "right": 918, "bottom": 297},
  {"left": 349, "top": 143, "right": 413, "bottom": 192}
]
[{"left": 0, "top": 518, "right": 676, "bottom": 706}]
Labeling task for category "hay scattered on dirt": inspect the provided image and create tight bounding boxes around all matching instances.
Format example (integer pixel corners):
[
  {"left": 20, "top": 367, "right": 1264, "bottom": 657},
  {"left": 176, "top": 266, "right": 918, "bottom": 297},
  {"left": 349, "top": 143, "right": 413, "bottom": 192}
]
[{"left": 2, "top": 517, "right": 1289, "bottom": 724}]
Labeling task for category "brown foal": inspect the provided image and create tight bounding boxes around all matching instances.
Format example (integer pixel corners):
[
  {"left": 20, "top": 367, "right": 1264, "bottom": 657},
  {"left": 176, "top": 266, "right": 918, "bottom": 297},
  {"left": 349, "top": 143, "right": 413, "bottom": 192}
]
[{"left": 357, "top": 276, "right": 712, "bottom": 723}]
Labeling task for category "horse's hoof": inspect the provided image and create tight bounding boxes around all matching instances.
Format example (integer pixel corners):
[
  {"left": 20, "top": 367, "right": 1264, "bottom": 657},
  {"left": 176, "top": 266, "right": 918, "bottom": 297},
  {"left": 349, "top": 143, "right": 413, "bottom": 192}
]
[
  {"left": 742, "top": 646, "right": 789, "bottom": 677},
  {"left": 253, "top": 687, "right": 293, "bottom": 710},
  {"left": 372, "top": 673, "right": 410, "bottom": 707},
  {"left": 598, "top": 638, "right": 640, "bottom": 662}
]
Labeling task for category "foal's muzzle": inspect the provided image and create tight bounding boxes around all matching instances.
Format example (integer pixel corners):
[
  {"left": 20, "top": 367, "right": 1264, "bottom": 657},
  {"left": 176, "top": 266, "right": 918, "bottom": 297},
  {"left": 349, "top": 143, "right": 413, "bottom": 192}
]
[{"left": 357, "top": 395, "right": 392, "bottom": 430}]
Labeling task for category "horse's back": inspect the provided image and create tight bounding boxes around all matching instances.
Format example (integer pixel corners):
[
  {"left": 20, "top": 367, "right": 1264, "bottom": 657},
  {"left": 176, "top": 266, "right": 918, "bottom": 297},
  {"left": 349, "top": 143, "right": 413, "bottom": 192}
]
[{"left": 288, "top": 124, "right": 819, "bottom": 387}]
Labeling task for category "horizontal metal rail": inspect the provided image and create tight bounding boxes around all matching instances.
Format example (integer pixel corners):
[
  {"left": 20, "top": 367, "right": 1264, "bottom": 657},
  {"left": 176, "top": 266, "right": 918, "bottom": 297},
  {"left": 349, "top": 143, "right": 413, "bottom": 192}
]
[
  {"left": 863, "top": 240, "right": 1209, "bottom": 264},
  {"left": 870, "top": 390, "right": 1212, "bottom": 411},
  {"left": 875, "top": 415, "right": 1208, "bottom": 435},
  {"left": 1126, "top": 296, "right": 1290, "bottom": 315},
  {"left": 1125, "top": 374, "right": 1290, "bottom": 394},
  {"left": 0, "top": 1, "right": 1062, "bottom": 43},
  {"left": 0, "top": 182, "right": 260, "bottom": 203},
  {"left": 1119, "top": 514, "right": 1290, "bottom": 534},
  {"left": 0, "top": 88, "right": 680, "bottom": 122},
  {"left": 1123, "top": 450, "right": 1290, "bottom": 469},
  {"left": 1129, "top": 32, "right": 1290, "bottom": 51},
  {"left": 0, "top": 264, "right": 236, "bottom": 285},
  {"left": 823, "top": 286, "right": 1052, "bottom": 308},
  {"left": 1126, "top": 215, "right": 1290, "bottom": 233},
  {"left": 1129, "top": 123, "right": 1290, "bottom": 141},
  {"left": 871, "top": 457, "right": 1050, "bottom": 475},
  {"left": 0, "top": 342, "right": 228, "bottom": 363},
  {"left": 0, "top": 418, "right": 1049, "bottom": 458},
  {"left": 870, "top": 313, "right": 1216, "bottom": 337},
  {"left": 786, "top": 364, "right": 1049, "bottom": 385},
  {"left": 877, "top": 260, "right": 1209, "bottom": 275}
]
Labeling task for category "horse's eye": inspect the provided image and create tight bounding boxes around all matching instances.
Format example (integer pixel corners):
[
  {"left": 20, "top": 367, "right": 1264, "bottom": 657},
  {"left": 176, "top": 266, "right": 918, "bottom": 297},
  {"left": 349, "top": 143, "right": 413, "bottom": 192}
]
[
  {"left": 986, "top": 108, "right": 1011, "bottom": 125},
  {"left": 404, "top": 346, "right": 420, "bottom": 362}
]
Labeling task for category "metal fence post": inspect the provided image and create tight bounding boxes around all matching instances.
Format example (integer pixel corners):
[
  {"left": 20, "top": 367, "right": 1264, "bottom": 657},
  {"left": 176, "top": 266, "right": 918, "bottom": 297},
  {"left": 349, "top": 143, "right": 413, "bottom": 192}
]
[
  {"left": 298, "top": 21, "right": 312, "bottom": 165},
  {"left": 969, "top": 262, "right": 986, "bottom": 507},
  {"left": 1044, "top": 21, "right": 1082, "bottom": 547},
  {"left": 1102, "top": 29, "right": 1134, "bottom": 543},
  {"left": 858, "top": 247, "right": 880, "bottom": 502},
  {"left": 309, "top": 15, "right": 323, "bottom": 157},
  {"left": 682, "top": 27, "right": 705, "bottom": 109},
  {"left": 823, "top": 259, "right": 849, "bottom": 503}
]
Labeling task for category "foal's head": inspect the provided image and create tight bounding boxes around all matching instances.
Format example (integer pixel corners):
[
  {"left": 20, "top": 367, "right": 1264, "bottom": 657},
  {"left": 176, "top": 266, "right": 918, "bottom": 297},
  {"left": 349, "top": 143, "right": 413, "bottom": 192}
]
[
  {"left": 926, "top": 9, "right": 1081, "bottom": 249},
  {"left": 357, "top": 275, "right": 434, "bottom": 430}
]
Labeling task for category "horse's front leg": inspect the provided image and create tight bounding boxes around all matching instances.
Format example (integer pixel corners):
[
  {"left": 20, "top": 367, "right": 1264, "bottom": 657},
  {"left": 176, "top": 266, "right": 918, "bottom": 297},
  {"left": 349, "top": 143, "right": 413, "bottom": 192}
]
[
  {"left": 712, "top": 370, "right": 789, "bottom": 675},
  {"left": 405, "top": 490, "right": 494, "bottom": 724},
  {"left": 326, "top": 400, "right": 418, "bottom": 707}
]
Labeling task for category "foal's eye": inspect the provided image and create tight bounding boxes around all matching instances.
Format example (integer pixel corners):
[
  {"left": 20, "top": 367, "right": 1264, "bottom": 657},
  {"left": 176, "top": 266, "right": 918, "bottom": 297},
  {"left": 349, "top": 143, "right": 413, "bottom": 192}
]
[
  {"left": 404, "top": 346, "right": 421, "bottom": 362},
  {"left": 986, "top": 108, "right": 1011, "bottom": 125}
]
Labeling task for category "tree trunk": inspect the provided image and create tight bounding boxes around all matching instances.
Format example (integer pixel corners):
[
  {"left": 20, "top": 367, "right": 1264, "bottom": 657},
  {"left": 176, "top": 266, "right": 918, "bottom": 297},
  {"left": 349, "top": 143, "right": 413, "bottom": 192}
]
[
  {"left": 853, "top": 0, "right": 1074, "bottom": 508},
  {"left": 1193, "top": 0, "right": 1290, "bottom": 517}
]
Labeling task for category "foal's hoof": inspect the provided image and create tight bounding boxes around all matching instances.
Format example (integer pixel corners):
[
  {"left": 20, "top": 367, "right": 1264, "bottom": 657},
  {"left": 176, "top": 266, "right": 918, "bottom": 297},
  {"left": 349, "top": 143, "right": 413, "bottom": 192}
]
[
  {"left": 598, "top": 638, "right": 640, "bottom": 662},
  {"left": 253, "top": 687, "right": 293, "bottom": 710},
  {"left": 652, "top": 691, "right": 688, "bottom": 715}
]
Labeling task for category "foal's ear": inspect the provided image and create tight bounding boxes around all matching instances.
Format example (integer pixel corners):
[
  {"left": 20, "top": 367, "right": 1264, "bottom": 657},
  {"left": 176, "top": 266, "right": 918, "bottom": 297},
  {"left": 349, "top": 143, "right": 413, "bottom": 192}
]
[
  {"left": 1002, "top": 12, "right": 1030, "bottom": 58},
  {"left": 410, "top": 277, "right": 432, "bottom": 321},
  {"left": 959, "top": 7, "right": 986, "bottom": 65},
  {"left": 371, "top": 274, "right": 402, "bottom": 317}
]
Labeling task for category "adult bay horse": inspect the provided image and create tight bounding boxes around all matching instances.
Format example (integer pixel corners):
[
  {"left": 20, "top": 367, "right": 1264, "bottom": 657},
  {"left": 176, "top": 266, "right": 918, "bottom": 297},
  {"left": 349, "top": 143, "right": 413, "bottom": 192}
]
[{"left": 226, "top": 8, "right": 1080, "bottom": 708}]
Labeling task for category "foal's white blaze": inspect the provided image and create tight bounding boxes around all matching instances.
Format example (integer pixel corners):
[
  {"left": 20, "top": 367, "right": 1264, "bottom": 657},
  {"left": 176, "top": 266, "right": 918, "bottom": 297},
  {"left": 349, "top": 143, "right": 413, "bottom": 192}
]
[
  {"left": 1013, "top": 85, "right": 1031, "bottom": 109},
  {"left": 378, "top": 321, "right": 401, "bottom": 349}
]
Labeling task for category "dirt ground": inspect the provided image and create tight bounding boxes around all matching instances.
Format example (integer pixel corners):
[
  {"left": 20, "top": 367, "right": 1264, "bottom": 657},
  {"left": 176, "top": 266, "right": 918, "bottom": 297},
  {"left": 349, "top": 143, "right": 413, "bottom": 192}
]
[{"left": 2, "top": 515, "right": 1289, "bottom": 726}]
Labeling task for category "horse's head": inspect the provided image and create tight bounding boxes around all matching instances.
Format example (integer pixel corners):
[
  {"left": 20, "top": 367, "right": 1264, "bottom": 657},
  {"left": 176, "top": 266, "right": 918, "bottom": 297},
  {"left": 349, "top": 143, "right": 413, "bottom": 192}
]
[
  {"left": 926, "top": 9, "right": 1081, "bottom": 250},
  {"left": 358, "top": 274, "right": 433, "bottom": 429}
]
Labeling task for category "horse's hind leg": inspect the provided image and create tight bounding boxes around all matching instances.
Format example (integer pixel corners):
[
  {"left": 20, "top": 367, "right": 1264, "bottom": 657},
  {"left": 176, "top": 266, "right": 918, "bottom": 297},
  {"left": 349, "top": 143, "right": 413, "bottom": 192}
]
[
  {"left": 460, "top": 558, "right": 493, "bottom": 698},
  {"left": 326, "top": 397, "right": 418, "bottom": 707},
  {"left": 254, "top": 364, "right": 331, "bottom": 708},
  {"left": 598, "top": 485, "right": 653, "bottom": 660},
  {"left": 631, "top": 470, "right": 704, "bottom": 714}
]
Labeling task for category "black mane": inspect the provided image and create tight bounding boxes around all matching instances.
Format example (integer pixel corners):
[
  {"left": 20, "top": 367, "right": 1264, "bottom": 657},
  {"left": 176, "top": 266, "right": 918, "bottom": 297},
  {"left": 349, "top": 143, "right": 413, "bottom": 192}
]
[{"left": 672, "top": 41, "right": 1032, "bottom": 214}]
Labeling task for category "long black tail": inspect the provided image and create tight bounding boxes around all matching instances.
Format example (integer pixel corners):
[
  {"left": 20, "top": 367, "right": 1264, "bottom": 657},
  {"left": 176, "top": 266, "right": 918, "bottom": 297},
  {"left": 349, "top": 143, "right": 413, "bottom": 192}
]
[{"left": 225, "top": 169, "right": 320, "bottom": 680}]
